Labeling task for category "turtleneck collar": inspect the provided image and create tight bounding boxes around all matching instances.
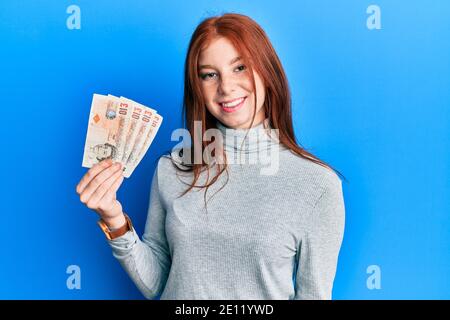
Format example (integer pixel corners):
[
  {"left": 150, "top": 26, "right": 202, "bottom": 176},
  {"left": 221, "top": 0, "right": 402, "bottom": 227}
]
[{"left": 215, "top": 118, "right": 280, "bottom": 155}]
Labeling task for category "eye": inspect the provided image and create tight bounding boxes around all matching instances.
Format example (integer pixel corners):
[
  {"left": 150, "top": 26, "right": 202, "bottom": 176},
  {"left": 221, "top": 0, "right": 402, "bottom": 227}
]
[
  {"left": 235, "top": 65, "right": 247, "bottom": 72},
  {"left": 200, "top": 72, "right": 217, "bottom": 80}
]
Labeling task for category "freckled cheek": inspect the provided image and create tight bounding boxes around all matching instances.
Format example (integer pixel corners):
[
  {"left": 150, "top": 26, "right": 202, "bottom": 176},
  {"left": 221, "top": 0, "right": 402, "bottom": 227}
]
[
  {"left": 237, "top": 76, "right": 252, "bottom": 89},
  {"left": 200, "top": 84, "right": 218, "bottom": 105}
]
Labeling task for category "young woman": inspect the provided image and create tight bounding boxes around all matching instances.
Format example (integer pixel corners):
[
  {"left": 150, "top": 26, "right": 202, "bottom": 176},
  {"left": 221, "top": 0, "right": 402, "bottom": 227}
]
[{"left": 76, "top": 13, "right": 346, "bottom": 300}]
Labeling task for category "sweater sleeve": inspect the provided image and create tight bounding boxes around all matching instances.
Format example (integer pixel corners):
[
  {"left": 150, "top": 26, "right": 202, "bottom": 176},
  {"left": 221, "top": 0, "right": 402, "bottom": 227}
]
[
  {"left": 106, "top": 162, "right": 171, "bottom": 299},
  {"left": 294, "top": 179, "right": 346, "bottom": 300}
]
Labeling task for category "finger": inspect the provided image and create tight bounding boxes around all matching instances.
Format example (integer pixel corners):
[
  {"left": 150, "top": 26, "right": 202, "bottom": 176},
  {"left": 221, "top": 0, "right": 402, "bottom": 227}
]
[
  {"left": 99, "top": 173, "right": 125, "bottom": 205},
  {"left": 76, "top": 158, "right": 113, "bottom": 194},
  {"left": 85, "top": 167, "right": 124, "bottom": 209},
  {"left": 79, "top": 162, "right": 122, "bottom": 203}
]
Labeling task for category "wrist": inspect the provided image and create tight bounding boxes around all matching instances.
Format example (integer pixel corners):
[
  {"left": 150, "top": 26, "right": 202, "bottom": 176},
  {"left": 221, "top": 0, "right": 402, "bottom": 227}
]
[
  {"left": 103, "top": 214, "right": 126, "bottom": 231},
  {"left": 97, "top": 213, "right": 133, "bottom": 240}
]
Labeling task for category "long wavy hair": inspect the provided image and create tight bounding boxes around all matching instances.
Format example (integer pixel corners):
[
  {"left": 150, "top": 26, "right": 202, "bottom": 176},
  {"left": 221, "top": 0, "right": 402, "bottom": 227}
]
[{"left": 160, "top": 13, "right": 346, "bottom": 211}]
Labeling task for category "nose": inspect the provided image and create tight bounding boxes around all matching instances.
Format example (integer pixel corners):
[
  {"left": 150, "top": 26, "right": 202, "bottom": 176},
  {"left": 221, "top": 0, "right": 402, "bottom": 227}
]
[{"left": 217, "top": 74, "right": 236, "bottom": 96}]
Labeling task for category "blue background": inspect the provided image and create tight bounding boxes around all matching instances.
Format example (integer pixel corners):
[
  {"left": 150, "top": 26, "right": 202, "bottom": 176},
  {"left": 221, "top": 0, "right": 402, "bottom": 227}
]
[{"left": 0, "top": 0, "right": 449, "bottom": 299}]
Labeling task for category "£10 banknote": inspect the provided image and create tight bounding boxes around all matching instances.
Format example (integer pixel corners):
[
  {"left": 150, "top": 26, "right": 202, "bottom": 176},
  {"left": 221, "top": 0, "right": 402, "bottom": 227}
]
[{"left": 82, "top": 94, "right": 163, "bottom": 178}]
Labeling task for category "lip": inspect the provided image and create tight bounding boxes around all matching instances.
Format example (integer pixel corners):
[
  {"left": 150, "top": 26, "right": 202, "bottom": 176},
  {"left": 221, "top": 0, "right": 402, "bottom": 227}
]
[
  {"left": 219, "top": 96, "right": 247, "bottom": 113},
  {"left": 219, "top": 96, "right": 245, "bottom": 105}
]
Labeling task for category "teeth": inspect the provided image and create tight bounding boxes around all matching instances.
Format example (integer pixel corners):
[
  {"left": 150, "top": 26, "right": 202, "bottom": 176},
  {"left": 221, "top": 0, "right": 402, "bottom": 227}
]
[{"left": 221, "top": 97, "right": 244, "bottom": 108}]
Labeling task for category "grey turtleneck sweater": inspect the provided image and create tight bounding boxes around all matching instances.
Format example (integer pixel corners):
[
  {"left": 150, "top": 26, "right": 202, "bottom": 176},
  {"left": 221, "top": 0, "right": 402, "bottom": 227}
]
[{"left": 107, "top": 119, "right": 345, "bottom": 300}]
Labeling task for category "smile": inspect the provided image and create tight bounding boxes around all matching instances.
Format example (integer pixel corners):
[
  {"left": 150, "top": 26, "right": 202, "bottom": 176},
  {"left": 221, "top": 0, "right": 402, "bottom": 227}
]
[{"left": 219, "top": 96, "right": 246, "bottom": 113}]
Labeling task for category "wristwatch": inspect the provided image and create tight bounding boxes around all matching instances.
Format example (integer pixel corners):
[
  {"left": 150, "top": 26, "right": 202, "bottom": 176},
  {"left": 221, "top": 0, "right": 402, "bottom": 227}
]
[{"left": 97, "top": 213, "right": 133, "bottom": 240}]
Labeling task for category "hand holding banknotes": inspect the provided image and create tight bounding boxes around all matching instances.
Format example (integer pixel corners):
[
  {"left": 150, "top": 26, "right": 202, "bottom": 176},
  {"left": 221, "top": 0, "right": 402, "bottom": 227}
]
[
  {"left": 76, "top": 158, "right": 126, "bottom": 229},
  {"left": 77, "top": 93, "right": 163, "bottom": 229}
]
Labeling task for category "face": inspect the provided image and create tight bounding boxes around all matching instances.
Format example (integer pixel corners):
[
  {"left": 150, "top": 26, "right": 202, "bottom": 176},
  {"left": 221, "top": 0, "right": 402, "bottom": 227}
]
[
  {"left": 93, "top": 143, "right": 114, "bottom": 161},
  {"left": 198, "top": 37, "right": 266, "bottom": 129}
]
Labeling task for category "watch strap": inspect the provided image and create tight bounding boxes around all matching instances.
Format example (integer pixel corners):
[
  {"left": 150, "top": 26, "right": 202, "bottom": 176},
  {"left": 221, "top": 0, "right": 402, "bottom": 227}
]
[{"left": 97, "top": 213, "right": 132, "bottom": 240}]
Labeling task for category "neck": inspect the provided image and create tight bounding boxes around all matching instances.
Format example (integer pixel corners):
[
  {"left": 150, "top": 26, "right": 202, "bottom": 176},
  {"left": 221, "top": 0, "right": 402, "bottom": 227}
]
[{"left": 215, "top": 117, "right": 279, "bottom": 158}]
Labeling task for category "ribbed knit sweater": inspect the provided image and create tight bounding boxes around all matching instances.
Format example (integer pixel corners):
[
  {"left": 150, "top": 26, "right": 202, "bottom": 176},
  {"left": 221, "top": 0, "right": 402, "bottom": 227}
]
[{"left": 107, "top": 119, "right": 346, "bottom": 300}]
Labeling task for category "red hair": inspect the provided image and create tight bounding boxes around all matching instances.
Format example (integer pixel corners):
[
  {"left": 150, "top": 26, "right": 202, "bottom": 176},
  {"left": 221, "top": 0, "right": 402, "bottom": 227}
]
[{"left": 162, "top": 13, "right": 345, "bottom": 210}]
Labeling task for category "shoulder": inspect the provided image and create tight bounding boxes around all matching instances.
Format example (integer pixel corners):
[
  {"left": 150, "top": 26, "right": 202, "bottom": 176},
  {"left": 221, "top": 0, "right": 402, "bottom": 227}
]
[
  {"left": 281, "top": 151, "right": 347, "bottom": 237},
  {"left": 275, "top": 149, "right": 345, "bottom": 241},
  {"left": 281, "top": 149, "right": 343, "bottom": 200},
  {"left": 152, "top": 147, "right": 193, "bottom": 197},
  {"left": 156, "top": 147, "right": 193, "bottom": 175},
  {"left": 290, "top": 155, "right": 345, "bottom": 230}
]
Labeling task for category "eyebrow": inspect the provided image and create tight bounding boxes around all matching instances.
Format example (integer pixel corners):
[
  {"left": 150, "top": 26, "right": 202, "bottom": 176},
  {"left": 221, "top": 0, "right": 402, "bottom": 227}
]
[{"left": 199, "top": 56, "right": 241, "bottom": 70}]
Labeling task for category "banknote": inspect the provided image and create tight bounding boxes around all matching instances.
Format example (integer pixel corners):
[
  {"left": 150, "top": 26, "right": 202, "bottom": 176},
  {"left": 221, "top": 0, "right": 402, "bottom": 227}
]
[
  {"left": 121, "top": 105, "right": 157, "bottom": 177},
  {"left": 119, "top": 97, "right": 158, "bottom": 168},
  {"left": 82, "top": 93, "right": 163, "bottom": 178},
  {"left": 107, "top": 94, "right": 132, "bottom": 165},
  {"left": 82, "top": 94, "right": 122, "bottom": 168},
  {"left": 123, "top": 111, "right": 163, "bottom": 177}
]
